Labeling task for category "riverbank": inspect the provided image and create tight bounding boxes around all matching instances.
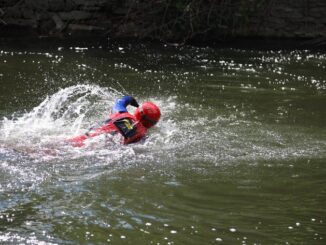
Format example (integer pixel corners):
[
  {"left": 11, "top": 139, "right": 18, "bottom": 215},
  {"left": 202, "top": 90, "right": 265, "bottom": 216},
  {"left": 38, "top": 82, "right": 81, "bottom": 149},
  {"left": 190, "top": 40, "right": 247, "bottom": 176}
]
[{"left": 1, "top": 0, "right": 326, "bottom": 47}]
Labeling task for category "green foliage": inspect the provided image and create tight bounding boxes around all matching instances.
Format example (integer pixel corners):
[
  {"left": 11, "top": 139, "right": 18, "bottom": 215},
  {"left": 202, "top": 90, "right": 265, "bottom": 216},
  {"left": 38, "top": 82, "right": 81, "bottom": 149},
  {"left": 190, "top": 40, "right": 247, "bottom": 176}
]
[{"left": 111, "top": 0, "right": 269, "bottom": 43}]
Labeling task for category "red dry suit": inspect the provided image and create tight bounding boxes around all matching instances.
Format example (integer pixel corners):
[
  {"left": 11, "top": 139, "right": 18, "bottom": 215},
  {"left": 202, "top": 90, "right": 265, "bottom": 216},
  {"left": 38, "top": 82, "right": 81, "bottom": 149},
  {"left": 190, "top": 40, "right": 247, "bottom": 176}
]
[{"left": 67, "top": 112, "right": 147, "bottom": 147}]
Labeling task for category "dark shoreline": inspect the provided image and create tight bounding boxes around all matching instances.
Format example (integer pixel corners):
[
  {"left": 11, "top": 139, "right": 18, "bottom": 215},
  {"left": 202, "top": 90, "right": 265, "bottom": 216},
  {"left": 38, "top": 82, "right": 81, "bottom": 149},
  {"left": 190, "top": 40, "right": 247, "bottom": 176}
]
[
  {"left": 1, "top": 30, "right": 326, "bottom": 51},
  {"left": 1, "top": 0, "right": 326, "bottom": 51}
]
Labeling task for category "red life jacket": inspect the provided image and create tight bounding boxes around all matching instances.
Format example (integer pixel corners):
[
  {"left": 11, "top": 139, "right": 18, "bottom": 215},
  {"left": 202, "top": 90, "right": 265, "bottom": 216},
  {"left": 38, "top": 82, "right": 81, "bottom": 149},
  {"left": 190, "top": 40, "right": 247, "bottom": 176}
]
[{"left": 67, "top": 112, "right": 147, "bottom": 147}]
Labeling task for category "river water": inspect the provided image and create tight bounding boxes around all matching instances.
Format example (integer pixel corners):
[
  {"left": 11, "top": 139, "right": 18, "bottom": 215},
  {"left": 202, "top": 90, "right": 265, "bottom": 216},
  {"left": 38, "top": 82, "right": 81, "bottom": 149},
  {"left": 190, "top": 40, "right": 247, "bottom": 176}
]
[{"left": 0, "top": 40, "right": 325, "bottom": 244}]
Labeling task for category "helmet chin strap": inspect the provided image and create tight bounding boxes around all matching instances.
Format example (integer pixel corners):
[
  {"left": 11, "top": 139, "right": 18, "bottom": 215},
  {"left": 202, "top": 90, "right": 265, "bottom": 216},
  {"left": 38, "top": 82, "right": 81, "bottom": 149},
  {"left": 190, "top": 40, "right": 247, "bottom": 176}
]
[{"left": 139, "top": 106, "right": 157, "bottom": 125}]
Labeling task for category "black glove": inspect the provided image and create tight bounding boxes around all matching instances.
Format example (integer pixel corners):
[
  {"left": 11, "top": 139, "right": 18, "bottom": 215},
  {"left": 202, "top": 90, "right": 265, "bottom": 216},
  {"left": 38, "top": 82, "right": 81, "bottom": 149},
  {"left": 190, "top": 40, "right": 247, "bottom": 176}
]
[{"left": 130, "top": 97, "right": 139, "bottom": 107}]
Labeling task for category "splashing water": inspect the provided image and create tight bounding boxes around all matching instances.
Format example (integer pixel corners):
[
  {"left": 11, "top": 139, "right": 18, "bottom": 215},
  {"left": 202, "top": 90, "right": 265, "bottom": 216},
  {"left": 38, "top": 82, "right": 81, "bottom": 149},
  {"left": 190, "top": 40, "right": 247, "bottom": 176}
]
[
  {"left": 0, "top": 85, "right": 120, "bottom": 193},
  {"left": 0, "top": 85, "right": 179, "bottom": 193},
  {"left": 1, "top": 85, "right": 119, "bottom": 143},
  {"left": 1, "top": 84, "right": 324, "bottom": 167}
]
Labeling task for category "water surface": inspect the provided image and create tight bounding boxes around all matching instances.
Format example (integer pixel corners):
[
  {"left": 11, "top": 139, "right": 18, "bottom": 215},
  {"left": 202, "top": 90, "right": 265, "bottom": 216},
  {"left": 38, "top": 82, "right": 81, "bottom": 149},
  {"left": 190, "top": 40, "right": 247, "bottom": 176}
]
[{"left": 0, "top": 41, "right": 325, "bottom": 244}]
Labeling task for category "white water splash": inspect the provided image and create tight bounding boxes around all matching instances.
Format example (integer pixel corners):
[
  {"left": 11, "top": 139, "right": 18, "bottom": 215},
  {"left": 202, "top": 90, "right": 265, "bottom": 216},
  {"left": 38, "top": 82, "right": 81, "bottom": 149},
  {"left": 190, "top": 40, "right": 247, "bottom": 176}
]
[
  {"left": 0, "top": 84, "right": 178, "bottom": 193},
  {"left": 0, "top": 84, "right": 325, "bottom": 195},
  {"left": 1, "top": 85, "right": 120, "bottom": 143}
]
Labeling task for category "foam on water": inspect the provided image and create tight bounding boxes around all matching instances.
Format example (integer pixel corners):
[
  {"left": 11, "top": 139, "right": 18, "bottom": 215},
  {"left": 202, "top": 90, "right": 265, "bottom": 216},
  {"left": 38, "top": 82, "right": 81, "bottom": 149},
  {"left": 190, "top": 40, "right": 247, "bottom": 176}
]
[
  {"left": 0, "top": 85, "right": 180, "bottom": 194},
  {"left": 0, "top": 81, "right": 325, "bottom": 196},
  {"left": 0, "top": 48, "right": 326, "bottom": 193}
]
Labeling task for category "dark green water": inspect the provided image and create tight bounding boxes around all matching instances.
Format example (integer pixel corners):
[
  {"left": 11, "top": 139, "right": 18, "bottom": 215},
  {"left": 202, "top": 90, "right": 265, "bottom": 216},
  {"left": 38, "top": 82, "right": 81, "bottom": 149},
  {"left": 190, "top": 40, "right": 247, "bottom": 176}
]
[{"left": 0, "top": 40, "right": 325, "bottom": 244}]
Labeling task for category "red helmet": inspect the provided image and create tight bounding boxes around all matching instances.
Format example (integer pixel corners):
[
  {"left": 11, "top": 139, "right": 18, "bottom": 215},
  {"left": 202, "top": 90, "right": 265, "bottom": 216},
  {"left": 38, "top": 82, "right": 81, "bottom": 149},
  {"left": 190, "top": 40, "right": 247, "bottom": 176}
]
[{"left": 135, "top": 102, "right": 161, "bottom": 128}]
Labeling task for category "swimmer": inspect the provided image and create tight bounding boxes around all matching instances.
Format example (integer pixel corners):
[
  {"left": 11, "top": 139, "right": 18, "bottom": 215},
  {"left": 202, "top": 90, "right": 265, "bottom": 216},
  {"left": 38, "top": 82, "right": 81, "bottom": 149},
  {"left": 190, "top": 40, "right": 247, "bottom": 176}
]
[{"left": 67, "top": 96, "right": 161, "bottom": 147}]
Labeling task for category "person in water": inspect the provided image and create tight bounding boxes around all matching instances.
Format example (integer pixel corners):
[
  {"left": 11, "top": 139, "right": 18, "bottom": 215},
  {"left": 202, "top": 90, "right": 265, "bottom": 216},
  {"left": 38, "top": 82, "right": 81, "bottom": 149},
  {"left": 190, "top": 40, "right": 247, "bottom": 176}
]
[{"left": 67, "top": 96, "right": 161, "bottom": 147}]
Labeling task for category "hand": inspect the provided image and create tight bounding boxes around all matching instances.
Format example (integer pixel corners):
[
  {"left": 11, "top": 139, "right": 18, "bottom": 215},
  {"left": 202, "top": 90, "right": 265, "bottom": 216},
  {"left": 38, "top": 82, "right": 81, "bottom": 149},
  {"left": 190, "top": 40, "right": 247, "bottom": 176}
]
[{"left": 130, "top": 97, "right": 139, "bottom": 107}]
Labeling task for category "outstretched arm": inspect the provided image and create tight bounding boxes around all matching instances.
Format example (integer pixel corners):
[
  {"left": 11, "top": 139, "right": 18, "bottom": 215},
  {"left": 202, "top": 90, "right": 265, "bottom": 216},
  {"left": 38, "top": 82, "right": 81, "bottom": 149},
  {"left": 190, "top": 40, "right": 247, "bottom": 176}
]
[{"left": 112, "top": 96, "right": 139, "bottom": 113}]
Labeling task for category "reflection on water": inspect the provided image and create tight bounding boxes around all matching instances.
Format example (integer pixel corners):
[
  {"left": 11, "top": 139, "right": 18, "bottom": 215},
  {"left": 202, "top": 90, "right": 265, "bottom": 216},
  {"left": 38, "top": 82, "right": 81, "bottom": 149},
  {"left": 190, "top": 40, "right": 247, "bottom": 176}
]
[{"left": 0, "top": 42, "right": 325, "bottom": 244}]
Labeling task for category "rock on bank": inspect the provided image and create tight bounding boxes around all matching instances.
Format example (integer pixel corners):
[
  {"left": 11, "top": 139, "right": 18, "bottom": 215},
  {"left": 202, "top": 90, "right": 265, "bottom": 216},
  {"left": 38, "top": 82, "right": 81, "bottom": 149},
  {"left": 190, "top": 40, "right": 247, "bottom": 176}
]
[{"left": 0, "top": 0, "right": 325, "bottom": 42}]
